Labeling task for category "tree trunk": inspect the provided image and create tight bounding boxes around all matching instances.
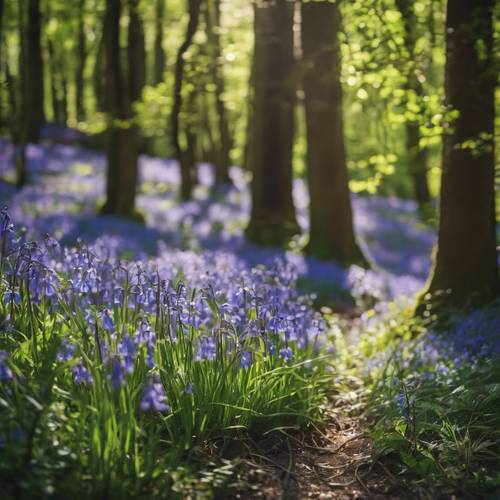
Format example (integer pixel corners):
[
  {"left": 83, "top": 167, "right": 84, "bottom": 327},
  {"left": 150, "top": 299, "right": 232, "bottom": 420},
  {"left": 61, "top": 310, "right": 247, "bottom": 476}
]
[
  {"left": 418, "top": 0, "right": 498, "bottom": 309},
  {"left": 128, "top": 0, "right": 146, "bottom": 103},
  {"left": 48, "top": 38, "right": 65, "bottom": 123},
  {"left": 0, "top": 0, "right": 4, "bottom": 132},
  {"left": 16, "top": 1, "right": 28, "bottom": 187},
  {"left": 301, "top": 2, "right": 367, "bottom": 266},
  {"left": 205, "top": 0, "right": 232, "bottom": 185},
  {"left": 101, "top": 0, "right": 139, "bottom": 218},
  {"left": 23, "top": 0, "right": 44, "bottom": 142},
  {"left": 171, "top": 0, "right": 202, "bottom": 201},
  {"left": 153, "top": 0, "right": 166, "bottom": 84},
  {"left": 75, "top": 0, "right": 86, "bottom": 122},
  {"left": 245, "top": 0, "right": 299, "bottom": 246},
  {"left": 93, "top": 22, "right": 107, "bottom": 113},
  {"left": 395, "top": 0, "right": 432, "bottom": 216}
]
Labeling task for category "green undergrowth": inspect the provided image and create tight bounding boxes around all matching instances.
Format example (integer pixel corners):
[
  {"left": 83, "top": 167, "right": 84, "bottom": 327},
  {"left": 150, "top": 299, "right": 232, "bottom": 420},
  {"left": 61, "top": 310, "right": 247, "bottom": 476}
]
[
  {"left": 356, "top": 301, "right": 500, "bottom": 498},
  {"left": 0, "top": 298, "right": 335, "bottom": 499}
]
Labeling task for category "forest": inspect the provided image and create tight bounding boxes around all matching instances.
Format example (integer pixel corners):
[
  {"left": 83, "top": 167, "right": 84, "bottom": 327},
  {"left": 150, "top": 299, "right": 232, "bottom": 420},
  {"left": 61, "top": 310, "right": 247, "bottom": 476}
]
[{"left": 0, "top": 0, "right": 499, "bottom": 498}]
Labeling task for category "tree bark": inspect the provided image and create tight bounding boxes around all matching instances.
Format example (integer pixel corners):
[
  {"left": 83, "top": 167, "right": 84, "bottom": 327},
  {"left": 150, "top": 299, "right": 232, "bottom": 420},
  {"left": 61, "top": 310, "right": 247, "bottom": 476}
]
[
  {"left": 419, "top": 0, "right": 499, "bottom": 309},
  {"left": 301, "top": 2, "right": 367, "bottom": 266},
  {"left": 171, "top": 0, "right": 202, "bottom": 201},
  {"left": 47, "top": 37, "right": 66, "bottom": 124},
  {"left": 205, "top": 0, "right": 232, "bottom": 185},
  {"left": 101, "top": 0, "right": 139, "bottom": 218},
  {"left": 75, "top": 0, "right": 86, "bottom": 122},
  {"left": 0, "top": 0, "right": 4, "bottom": 132},
  {"left": 395, "top": 0, "right": 432, "bottom": 215},
  {"left": 23, "top": 0, "right": 45, "bottom": 143},
  {"left": 245, "top": 0, "right": 299, "bottom": 246},
  {"left": 153, "top": 0, "right": 166, "bottom": 84},
  {"left": 128, "top": 0, "right": 146, "bottom": 104},
  {"left": 93, "top": 20, "right": 107, "bottom": 113}
]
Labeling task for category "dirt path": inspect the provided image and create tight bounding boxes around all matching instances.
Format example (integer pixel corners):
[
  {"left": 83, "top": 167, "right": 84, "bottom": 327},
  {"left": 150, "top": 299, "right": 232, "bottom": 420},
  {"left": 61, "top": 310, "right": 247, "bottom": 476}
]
[{"left": 223, "top": 408, "right": 400, "bottom": 499}]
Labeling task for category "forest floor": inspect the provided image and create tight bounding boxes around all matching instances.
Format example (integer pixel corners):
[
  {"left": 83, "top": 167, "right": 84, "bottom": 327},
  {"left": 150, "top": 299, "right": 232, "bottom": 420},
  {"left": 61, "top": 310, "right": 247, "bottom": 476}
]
[{"left": 2, "top": 133, "right": 497, "bottom": 499}]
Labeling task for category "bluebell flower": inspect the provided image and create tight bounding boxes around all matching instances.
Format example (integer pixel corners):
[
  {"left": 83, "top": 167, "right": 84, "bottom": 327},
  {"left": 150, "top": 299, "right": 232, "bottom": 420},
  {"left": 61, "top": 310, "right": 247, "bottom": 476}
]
[
  {"left": 239, "top": 351, "right": 252, "bottom": 369},
  {"left": 101, "top": 309, "right": 115, "bottom": 332},
  {"left": 109, "top": 358, "right": 125, "bottom": 390},
  {"left": 195, "top": 337, "right": 217, "bottom": 361},
  {"left": 0, "top": 207, "right": 14, "bottom": 240},
  {"left": 57, "top": 340, "right": 75, "bottom": 362},
  {"left": 140, "top": 376, "right": 170, "bottom": 412},
  {"left": 73, "top": 361, "right": 93, "bottom": 385},
  {"left": 279, "top": 347, "right": 293, "bottom": 362},
  {"left": 119, "top": 334, "right": 137, "bottom": 374},
  {"left": 0, "top": 351, "right": 13, "bottom": 380}
]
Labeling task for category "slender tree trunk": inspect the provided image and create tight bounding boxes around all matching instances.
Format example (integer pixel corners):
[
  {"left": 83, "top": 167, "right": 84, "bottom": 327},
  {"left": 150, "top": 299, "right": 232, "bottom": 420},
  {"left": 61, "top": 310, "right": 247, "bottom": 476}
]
[
  {"left": 395, "top": 0, "right": 432, "bottom": 216},
  {"left": 205, "top": 0, "right": 232, "bottom": 185},
  {"left": 75, "top": 0, "right": 86, "bottom": 122},
  {"left": 301, "top": 2, "right": 366, "bottom": 266},
  {"left": 245, "top": 0, "right": 299, "bottom": 246},
  {"left": 128, "top": 0, "right": 146, "bottom": 103},
  {"left": 48, "top": 38, "right": 64, "bottom": 123},
  {"left": 418, "top": 0, "right": 498, "bottom": 309},
  {"left": 23, "top": 0, "right": 44, "bottom": 142},
  {"left": 93, "top": 23, "right": 107, "bottom": 113},
  {"left": 101, "top": 0, "right": 139, "bottom": 217},
  {"left": 153, "top": 0, "right": 166, "bottom": 84},
  {"left": 0, "top": 0, "right": 4, "bottom": 132},
  {"left": 16, "top": 1, "right": 28, "bottom": 187},
  {"left": 171, "top": 0, "right": 202, "bottom": 201},
  {"left": 186, "top": 88, "right": 198, "bottom": 188}
]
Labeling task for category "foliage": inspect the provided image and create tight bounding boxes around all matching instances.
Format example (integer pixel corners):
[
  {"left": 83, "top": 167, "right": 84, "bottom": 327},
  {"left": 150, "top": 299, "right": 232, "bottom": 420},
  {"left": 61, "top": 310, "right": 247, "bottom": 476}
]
[
  {"left": 359, "top": 300, "right": 500, "bottom": 496},
  {"left": 0, "top": 208, "right": 331, "bottom": 497}
]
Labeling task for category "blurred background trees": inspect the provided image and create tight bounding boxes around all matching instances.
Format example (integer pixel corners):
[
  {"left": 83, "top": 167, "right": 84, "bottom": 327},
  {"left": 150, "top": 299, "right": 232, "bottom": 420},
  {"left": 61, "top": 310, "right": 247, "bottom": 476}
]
[{"left": 0, "top": 0, "right": 498, "bottom": 308}]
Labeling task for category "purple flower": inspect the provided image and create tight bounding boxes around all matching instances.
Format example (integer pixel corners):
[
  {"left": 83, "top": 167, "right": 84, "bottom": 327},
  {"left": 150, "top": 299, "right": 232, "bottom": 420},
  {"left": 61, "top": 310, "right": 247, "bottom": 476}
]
[
  {"left": 109, "top": 358, "right": 125, "bottom": 390},
  {"left": 279, "top": 347, "right": 293, "bottom": 362},
  {"left": 73, "top": 361, "right": 93, "bottom": 385},
  {"left": 140, "top": 376, "right": 170, "bottom": 412},
  {"left": 0, "top": 207, "right": 14, "bottom": 239},
  {"left": 57, "top": 340, "right": 75, "bottom": 362},
  {"left": 239, "top": 351, "right": 252, "bottom": 369},
  {"left": 195, "top": 337, "right": 217, "bottom": 361},
  {"left": 101, "top": 309, "right": 115, "bottom": 332},
  {"left": 118, "top": 334, "right": 137, "bottom": 374},
  {"left": 0, "top": 351, "right": 13, "bottom": 380}
]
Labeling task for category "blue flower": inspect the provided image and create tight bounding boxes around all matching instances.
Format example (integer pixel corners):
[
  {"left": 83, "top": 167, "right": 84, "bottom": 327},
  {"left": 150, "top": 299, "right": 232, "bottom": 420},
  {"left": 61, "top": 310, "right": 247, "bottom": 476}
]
[
  {"left": 101, "top": 309, "right": 115, "bottom": 332},
  {"left": 239, "top": 351, "right": 252, "bottom": 369},
  {"left": 118, "top": 335, "right": 137, "bottom": 374},
  {"left": 0, "top": 351, "right": 13, "bottom": 380},
  {"left": 109, "top": 358, "right": 125, "bottom": 390},
  {"left": 57, "top": 340, "right": 75, "bottom": 362},
  {"left": 73, "top": 361, "right": 93, "bottom": 385},
  {"left": 140, "top": 376, "right": 170, "bottom": 412},
  {"left": 279, "top": 347, "right": 293, "bottom": 362}
]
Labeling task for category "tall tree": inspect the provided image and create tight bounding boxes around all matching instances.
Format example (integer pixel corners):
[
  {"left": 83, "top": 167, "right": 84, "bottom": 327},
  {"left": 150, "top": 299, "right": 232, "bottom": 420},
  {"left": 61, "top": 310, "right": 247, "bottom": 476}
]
[
  {"left": 128, "top": 0, "right": 146, "bottom": 103},
  {"left": 75, "top": 0, "right": 86, "bottom": 122},
  {"left": 171, "top": 0, "right": 202, "bottom": 201},
  {"left": 204, "top": 0, "right": 232, "bottom": 185},
  {"left": 153, "top": 0, "right": 166, "bottom": 85},
  {"left": 245, "top": 0, "right": 299, "bottom": 246},
  {"left": 301, "top": 1, "right": 367, "bottom": 266},
  {"left": 395, "top": 0, "right": 431, "bottom": 216},
  {"left": 0, "top": 0, "right": 4, "bottom": 132},
  {"left": 419, "top": 0, "right": 498, "bottom": 309},
  {"left": 101, "top": 0, "right": 140, "bottom": 217},
  {"left": 23, "top": 0, "right": 44, "bottom": 142},
  {"left": 47, "top": 33, "right": 68, "bottom": 124}
]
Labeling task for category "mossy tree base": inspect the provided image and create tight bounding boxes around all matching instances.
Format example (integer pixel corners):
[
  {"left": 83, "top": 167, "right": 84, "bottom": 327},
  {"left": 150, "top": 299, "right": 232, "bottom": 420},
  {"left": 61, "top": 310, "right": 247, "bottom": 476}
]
[{"left": 245, "top": 219, "right": 300, "bottom": 248}]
